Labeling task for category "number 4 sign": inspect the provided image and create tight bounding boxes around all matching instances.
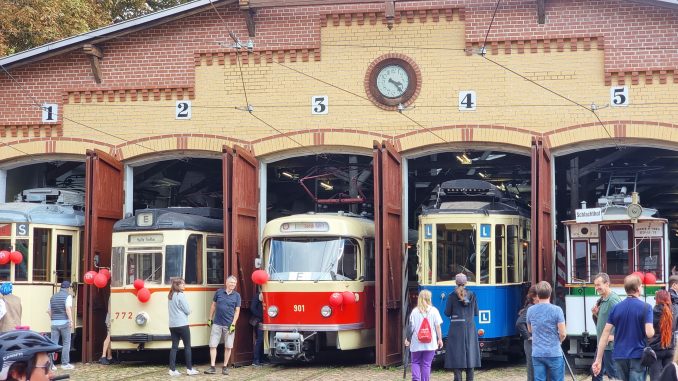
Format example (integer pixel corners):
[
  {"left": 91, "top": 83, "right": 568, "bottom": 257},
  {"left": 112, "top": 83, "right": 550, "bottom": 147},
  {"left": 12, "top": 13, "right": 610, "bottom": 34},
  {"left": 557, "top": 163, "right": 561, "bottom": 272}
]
[{"left": 458, "top": 91, "right": 476, "bottom": 111}]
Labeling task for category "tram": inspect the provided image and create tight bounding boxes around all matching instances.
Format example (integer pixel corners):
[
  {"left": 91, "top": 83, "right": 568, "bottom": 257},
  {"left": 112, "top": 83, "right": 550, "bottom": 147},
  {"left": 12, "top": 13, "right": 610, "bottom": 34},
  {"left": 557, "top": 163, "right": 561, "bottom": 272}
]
[
  {"left": 564, "top": 189, "right": 669, "bottom": 363},
  {"left": 109, "top": 207, "right": 224, "bottom": 350},
  {"left": 417, "top": 179, "right": 530, "bottom": 358},
  {"left": 0, "top": 188, "right": 84, "bottom": 334},
  {"left": 260, "top": 212, "right": 375, "bottom": 361}
]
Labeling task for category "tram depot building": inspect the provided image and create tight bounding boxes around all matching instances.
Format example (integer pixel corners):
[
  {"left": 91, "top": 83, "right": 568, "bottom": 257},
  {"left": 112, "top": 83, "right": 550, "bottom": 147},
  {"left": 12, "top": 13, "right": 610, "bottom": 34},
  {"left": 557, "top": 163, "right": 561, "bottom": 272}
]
[{"left": 1, "top": 0, "right": 678, "bottom": 367}]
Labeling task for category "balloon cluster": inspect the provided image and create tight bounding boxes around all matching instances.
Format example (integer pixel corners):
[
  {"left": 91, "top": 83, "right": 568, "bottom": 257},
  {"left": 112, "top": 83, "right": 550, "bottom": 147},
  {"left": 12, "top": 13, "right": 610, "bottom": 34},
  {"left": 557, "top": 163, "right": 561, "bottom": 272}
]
[
  {"left": 0, "top": 250, "right": 23, "bottom": 265},
  {"left": 134, "top": 279, "right": 150, "bottom": 303},
  {"left": 631, "top": 271, "right": 657, "bottom": 285},
  {"left": 328, "top": 291, "right": 357, "bottom": 308},
  {"left": 83, "top": 269, "right": 110, "bottom": 288}
]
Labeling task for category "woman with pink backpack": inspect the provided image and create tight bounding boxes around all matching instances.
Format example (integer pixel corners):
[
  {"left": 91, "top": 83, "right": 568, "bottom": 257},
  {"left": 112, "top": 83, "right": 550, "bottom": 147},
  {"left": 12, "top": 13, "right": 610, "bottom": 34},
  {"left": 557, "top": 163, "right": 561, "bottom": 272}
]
[{"left": 405, "top": 289, "right": 443, "bottom": 381}]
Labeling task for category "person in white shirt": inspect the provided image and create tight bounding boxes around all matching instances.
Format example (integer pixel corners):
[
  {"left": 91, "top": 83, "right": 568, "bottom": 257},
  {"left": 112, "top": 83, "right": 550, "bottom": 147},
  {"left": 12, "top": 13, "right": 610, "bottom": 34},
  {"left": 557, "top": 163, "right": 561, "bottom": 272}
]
[{"left": 404, "top": 289, "right": 443, "bottom": 381}]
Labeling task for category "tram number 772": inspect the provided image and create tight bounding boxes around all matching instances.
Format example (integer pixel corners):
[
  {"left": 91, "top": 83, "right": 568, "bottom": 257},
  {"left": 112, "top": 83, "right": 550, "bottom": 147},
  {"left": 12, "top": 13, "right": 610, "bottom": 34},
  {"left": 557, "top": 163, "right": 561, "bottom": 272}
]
[{"left": 114, "top": 312, "right": 133, "bottom": 320}]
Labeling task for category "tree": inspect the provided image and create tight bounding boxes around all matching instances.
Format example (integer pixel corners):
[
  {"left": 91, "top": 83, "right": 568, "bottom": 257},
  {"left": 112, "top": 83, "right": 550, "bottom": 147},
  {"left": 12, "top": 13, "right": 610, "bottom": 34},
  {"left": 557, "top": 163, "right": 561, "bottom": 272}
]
[{"left": 101, "top": 0, "right": 192, "bottom": 23}]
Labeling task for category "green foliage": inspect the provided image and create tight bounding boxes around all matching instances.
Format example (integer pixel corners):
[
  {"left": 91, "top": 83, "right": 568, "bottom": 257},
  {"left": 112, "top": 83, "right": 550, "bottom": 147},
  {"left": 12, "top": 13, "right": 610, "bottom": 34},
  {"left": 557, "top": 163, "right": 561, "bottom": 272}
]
[{"left": 0, "top": 0, "right": 192, "bottom": 57}]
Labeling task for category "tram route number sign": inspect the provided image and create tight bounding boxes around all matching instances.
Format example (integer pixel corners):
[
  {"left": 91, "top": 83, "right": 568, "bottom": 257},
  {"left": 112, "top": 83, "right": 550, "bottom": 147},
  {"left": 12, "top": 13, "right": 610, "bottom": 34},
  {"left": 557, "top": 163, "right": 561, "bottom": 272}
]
[
  {"left": 16, "top": 223, "right": 28, "bottom": 236},
  {"left": 424, "top": 224, "right": 432, "bottom": 239},
  {"left": 479, "top": 310, "right": 491, "bottom": 324},
  {"left": 480, "top": 224, "right": 491, "bottom": 239}
]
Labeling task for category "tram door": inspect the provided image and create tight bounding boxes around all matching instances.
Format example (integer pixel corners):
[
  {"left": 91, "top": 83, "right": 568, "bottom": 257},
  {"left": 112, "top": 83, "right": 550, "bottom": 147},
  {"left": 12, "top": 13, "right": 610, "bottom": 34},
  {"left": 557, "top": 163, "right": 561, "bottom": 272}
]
[{"left": 55, "top": 232, "right": 75, "bottom": 284}]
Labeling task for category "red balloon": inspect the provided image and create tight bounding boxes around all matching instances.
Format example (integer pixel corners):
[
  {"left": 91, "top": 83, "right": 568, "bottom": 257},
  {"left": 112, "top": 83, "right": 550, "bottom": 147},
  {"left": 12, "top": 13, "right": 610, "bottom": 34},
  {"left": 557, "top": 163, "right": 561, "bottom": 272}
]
[
  {"left": 93, "top": 272, "right": 108, "bottom": 288},
  {"left": 84, "top": 271, "right": 97, "bottom": 285},
  {"left": 9, "top": 251, "right": 22, "bottom": 264},
  {"left": 632, "top": 271, "right": 645, "bottom": 283},
  {"left": 644, "top": 272, "right": 657, "bottom": 285},
  {"left": 0, "top": 251, "right": 9, "bottom": 265},
  {"left": 251, "top": 269, "right": 269, "bottom": 285},
  {"left": 137, "top": 288, "right": 151, "bottom": 303},
  {"left": 133, "top": 279, "right": 145, "bottom": 290},
  {"left": 342, "top": 291, "right": 356, "bottom": 305},
  {"left": 329, "top": 292, "right": 343, "bottom": 307},
  {"left": 99, "top": 268, "right": 111, "bottom": 280}
]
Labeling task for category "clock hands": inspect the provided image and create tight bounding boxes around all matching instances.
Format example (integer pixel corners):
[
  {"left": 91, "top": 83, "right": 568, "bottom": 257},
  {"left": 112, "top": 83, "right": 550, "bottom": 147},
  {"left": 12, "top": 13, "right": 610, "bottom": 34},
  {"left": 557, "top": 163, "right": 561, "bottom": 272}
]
[{"left": 388, "top": 78, "right": 403, "bottom": 92}]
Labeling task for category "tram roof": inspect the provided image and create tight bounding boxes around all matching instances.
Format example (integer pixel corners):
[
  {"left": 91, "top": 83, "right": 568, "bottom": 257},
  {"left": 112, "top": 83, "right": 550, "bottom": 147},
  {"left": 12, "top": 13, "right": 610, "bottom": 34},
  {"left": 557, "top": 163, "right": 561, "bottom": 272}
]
[
  {"left": 422, "top": 200, "right": 530, "bottom": 218},
  {"left": 113, "top": 207, "right": 223, "bottom": 233},
  {"left": 263, "top": 212, "right": 374, "bottom": 239},
  {"left": 0, "top": 202, "right": 85, "bottom": 226}
]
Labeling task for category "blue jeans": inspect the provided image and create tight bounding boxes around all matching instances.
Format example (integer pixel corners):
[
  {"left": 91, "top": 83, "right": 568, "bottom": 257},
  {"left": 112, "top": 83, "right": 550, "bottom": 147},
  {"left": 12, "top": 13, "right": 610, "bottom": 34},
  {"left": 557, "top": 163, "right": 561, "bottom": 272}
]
[
  {"left": 593, "top": 349, "right": 620, "bottom": 381},
  {"left": 614, "top": 358, "right": 645, "bottom": 381},
  {"left": 253, "top": 327, "right": 264, "bottom": 365},
  {"left": 50, "top": 323, "right": 71, "bottom": 365},
  {"left": 533, "top": 356, "right": 564, "bottom": 381}
]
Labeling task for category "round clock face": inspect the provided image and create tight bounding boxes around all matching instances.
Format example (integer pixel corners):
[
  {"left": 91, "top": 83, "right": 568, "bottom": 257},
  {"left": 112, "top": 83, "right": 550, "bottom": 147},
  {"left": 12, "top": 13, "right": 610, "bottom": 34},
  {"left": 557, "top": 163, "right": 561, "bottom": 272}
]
[{"left": 376, "top": 65, "right": 410, "bottom": 98}]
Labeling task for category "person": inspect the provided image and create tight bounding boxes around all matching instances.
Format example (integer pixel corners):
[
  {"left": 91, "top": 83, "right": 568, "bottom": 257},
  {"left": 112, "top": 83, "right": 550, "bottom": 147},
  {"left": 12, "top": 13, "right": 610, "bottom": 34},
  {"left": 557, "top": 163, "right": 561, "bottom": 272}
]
[
  {"left": 405, "top": 289, "right": 443, "bottom": 381},
  {"left": 205, "top": 275, "right": 241, "bottom": 375},
  {"left": 250, "top": 288, "right": 266, "bottom": 367},
  {"left": 591, "top": 273, "right": 621, "bottom": 381},
  {"left": 526, "top": 281, "right": 567, "bottom": 381},
  {"left": 99, "top": 296, "right": 113, "bottom": 365},
  {"left": 0, "top": 282, "right": 21, "bottom": 333},
  {"left": 516, "top": 286, "right": 538, "bottom": 381},
  {"left": 648, "top": 290, "right": 678, "bottom": 381},
  {"left": 592, "top": 274, "right": 654, "bottom": 381},
  {"left": 444, "top": 273, "right": 481, "bottom": 381},
  {"left": 669, "top": 275, "right": 678, "bottom": 306},
  {"left": 168, "top": 278, "right": 198, "bottom": 376},
  {"left": 0, "top": 330, "right": 62, "bottom": 381},
  {"left": 47, "top": 280, "right": 74, "bottom": 370}
]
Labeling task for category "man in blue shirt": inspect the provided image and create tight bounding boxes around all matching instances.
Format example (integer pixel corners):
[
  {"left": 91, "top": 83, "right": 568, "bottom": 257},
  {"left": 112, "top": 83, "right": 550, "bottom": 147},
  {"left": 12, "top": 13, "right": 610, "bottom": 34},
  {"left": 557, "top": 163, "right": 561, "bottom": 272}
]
[
  {"left": 592, "top": 274, "right": 654, "bottom": 381},
  {"left": 527, "top": 281, "right": 567, "bottom": 381},
  {"left": 205, "top": 275, "right": 241, "bottom": 375}
]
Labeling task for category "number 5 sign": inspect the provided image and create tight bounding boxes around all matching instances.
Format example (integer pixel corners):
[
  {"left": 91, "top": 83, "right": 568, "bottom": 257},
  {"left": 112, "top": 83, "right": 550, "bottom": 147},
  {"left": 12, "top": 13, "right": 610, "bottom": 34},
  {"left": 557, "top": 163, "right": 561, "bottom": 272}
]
[{"left": 610, "top": 86, "right": 629, "bottom": 107}]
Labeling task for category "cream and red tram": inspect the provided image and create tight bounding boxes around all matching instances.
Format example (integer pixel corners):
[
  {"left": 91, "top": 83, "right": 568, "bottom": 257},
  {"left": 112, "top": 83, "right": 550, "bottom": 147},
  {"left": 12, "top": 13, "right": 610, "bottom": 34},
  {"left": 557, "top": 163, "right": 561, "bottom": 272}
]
[
  {"left": 0, "top": 188, "right": 84, "bottom": 334},
  {"left": 564, "top": 191, "right": 669, "bottom": 362},
  {"left": 109, "top": 207, "right": 224, "bottom": 350},
  {"left": 261, "top": 212, "right": 375, "bottom": 361}
]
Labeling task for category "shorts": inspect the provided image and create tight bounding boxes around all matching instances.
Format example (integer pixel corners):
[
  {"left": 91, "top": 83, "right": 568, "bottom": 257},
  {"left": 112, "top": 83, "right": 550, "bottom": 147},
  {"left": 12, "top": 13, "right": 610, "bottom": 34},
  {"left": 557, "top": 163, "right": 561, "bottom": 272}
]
[{"left": 209, "top": 324, "right": 236, "bottom": 348}]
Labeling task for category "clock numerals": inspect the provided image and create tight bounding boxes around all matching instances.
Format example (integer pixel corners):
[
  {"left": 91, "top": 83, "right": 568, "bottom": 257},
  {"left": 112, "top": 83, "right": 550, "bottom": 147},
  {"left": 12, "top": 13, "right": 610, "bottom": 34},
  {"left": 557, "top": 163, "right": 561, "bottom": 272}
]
[
  {"left": 366, "top": 55, "right": 420, "bottom": 108},
  {"left": 377, "top": 65, "right": 409, "bottom": 98}
]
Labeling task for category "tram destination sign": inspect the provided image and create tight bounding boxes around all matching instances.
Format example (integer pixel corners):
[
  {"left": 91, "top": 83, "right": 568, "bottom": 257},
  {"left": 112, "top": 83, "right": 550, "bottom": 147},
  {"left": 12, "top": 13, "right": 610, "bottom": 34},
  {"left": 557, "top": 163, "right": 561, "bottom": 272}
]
[
  {"left": 128, "top": 234, "right": 163, "bottom": 244},
  {"left": 280, "top": 222, "right": 329, "bottom": 232},
  {"left": 575, "top": 208, "right": 602, "bottom": 223}
]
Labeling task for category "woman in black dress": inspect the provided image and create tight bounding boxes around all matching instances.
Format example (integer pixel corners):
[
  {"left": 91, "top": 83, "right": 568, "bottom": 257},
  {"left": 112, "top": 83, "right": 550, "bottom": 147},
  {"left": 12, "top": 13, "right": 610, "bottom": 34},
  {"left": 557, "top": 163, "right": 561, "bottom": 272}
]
[{"left": 444, "top": 273, "right": 481, "bottom": 381}]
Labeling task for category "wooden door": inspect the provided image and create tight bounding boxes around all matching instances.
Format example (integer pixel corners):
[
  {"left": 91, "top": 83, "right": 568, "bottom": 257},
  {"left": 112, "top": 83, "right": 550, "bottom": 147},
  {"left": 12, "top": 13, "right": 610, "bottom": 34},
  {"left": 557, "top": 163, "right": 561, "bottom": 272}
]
[{"left": 531, "top": 137, "right": 553, "bottom": 284}]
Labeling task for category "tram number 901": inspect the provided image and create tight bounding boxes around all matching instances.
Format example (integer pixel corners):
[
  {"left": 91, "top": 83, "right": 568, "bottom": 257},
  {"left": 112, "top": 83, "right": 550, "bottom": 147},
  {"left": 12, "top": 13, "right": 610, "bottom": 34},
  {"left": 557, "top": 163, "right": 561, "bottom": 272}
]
[
  {"left": 114, "top": 312, "right": 133, "bottom": 320},
  {"left": 293, "top": 305, "right": 305, "bottom": 312}
]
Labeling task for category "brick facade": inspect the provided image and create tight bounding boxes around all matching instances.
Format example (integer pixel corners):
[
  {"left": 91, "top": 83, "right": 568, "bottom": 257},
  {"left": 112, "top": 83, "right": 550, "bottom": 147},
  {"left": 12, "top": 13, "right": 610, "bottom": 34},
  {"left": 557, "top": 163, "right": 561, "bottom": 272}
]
[{"left": 1, "top": 0, "right": 677, "bottom": 161}]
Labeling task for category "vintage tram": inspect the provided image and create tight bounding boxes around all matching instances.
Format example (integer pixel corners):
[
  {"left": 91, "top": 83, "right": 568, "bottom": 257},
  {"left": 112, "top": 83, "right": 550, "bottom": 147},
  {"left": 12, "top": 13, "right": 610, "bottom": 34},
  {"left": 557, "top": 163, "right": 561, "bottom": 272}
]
[
  {"left": 260, "top": 212, "right": 375, "bottom": 361},
  {"left": 564, "top": 189, "right": 669, "bottom": 365},
  {"left": 0, "top": 188, "right": 84, "bottom": 334},
  {"left": 417, "top": 180, "right": 531, "bottom": 357},
  {"left": 109, "top": 207, "right": 224, "bottom": 350}
]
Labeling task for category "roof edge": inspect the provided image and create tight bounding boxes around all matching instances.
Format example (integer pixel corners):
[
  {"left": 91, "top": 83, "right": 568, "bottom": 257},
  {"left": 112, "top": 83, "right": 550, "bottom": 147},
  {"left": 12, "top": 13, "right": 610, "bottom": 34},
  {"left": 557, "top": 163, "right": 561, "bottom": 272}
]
[{"left": 0, "top": 0, "right": 237, "bottom": 70}]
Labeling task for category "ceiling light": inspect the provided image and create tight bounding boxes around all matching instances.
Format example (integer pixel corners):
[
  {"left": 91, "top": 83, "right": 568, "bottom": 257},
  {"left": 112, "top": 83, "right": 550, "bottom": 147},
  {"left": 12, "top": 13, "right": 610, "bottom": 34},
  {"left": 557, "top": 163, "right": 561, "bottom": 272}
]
[
  {"left": 456, "top": 153, "right": 472, "bottom": 165},
  {"left": 478, "top": 172, "right": 488, "bottom": 178},
  {"left": 319, "top": 181, "right": 333, "bottom": 191},
  {"left": 281, "top": 171, "right": 297, "bottom": 179}
]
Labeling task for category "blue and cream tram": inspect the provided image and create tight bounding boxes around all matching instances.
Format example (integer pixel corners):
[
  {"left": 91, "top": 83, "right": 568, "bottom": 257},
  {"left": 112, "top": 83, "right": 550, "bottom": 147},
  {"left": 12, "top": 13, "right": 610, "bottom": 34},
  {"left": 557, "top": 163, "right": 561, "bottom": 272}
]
[
  {"left": 0, "top": 188, "right": 84, "bottom": 334},
  {"left": 109, "top": 207, "right": 224, "bottom": 350},
  {"left": 417, "top": 180, "right": 530, "bottom": 357}
]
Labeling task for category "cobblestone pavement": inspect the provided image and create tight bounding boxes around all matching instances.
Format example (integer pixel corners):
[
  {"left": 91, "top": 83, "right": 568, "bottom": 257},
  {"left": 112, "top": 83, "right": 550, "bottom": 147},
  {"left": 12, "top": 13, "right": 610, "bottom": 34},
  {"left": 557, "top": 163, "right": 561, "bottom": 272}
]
[{"left": 52, "top": 358, "right": 591, "bottom": 381}]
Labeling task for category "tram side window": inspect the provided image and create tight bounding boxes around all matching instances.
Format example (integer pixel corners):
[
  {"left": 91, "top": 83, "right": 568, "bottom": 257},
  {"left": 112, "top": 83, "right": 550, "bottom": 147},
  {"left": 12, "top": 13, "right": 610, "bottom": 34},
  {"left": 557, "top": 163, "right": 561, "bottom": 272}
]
[
  {"left": 572, "top": 240, "right": 588, "bottom": 282},
  {"left": 33, "top": 228, "right": 51, "bottom": 282},
  {"left": 14, "top": 239, "right": 28, "bottom": 281},
  {"left": 0, "top": 238, "right": 10, "bottom": 281},
  {"left": 206, "top": 235, "right": 224, "bottom": 285},
  {"left": 164, "top": 245, "right": 184, "bottom": 284},
  {"left": 128, "top": 251, "right": 162, "bottom": 284},
  {"left": 479, "top": 241, "right": 490, "bottom": 284},
  {"left": 507, "top": 225, "right": 518, "bottom": 283},
  {"left": 638, "top": 238, "right": 662, "bottom": 276},
  {"left": 363, "top": 239, "right": 375, "bottom": 281},
  {"left": 603, "top": 226, "right": 631, "bottom": 277},
  {"left": 185, "top": 234, "right": 204, "bottom": 285},
  {"left": 338, "top": 240, "right": 357, "bottom": 281},
  {"left": 111, "top": 247, "right": 124, "bottom": 287},
  {"left": 495, "top": 225, "right": 504, "bottom": 284}
]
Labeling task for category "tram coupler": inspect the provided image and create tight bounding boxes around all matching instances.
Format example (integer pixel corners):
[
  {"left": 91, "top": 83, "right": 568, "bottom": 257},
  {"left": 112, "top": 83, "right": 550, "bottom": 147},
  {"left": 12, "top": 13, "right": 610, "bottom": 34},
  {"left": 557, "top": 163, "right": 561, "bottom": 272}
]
[{"left": 274, "top": 332, "right": 304, "bottom": 357}]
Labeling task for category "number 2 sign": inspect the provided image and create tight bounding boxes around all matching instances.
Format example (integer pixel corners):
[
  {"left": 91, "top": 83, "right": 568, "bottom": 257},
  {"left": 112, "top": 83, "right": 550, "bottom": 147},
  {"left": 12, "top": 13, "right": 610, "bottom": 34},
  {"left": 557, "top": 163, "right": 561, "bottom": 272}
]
[{"left": 176, "top": 101, "right": 192, "bottom": 119}]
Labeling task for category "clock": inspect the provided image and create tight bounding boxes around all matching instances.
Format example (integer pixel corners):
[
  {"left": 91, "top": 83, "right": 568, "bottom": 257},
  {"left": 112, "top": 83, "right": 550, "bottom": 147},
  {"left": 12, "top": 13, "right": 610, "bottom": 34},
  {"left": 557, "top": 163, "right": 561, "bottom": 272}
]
[
  {"left": 627, "top": 203, "right": 643, "bottom": 219},
  {"left": 365, "top": 54, "right": 421, "bottom": 110}
]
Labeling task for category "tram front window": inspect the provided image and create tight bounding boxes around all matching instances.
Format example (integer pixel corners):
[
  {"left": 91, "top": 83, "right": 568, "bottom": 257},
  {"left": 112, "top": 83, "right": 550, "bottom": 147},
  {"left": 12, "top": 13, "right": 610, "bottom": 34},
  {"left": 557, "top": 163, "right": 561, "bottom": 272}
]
[
  {"left": 435, "top": 226, "right": 476, "bottom": 282},
  {"left": 603, "top": 226, "right": 631, "bottom": 276},
  {"left": 127, "top": 250, "right": 162, "bottom": 285},
  {"left": 638, "top": 238, "right": 662, "bottom": 275},
  {"left": 267, "top": 237, "right": 359, "bottom": 281},
  {"left": 14, "top": 239, "right": 28, "bottom": 281},
  {"left": 33, "top": 228, "right": 51, "bottom": 282},
  {"left": 0, "top": 238, "right": 10, "bottom": 281}
]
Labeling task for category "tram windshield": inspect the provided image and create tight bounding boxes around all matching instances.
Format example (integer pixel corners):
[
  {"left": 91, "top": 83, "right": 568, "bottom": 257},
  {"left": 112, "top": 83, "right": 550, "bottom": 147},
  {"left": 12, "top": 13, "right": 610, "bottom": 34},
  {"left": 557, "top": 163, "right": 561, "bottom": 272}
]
[{"left": 267, "top": 237, "right": 359, "bottom": 281}]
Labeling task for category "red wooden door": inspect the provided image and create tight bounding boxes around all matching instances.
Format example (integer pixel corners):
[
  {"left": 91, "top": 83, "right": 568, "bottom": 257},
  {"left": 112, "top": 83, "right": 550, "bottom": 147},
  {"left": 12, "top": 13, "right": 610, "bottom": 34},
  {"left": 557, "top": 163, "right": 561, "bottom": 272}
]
[
  {"left": 531, "top": 137, "right": 553, "bottom": 284},
  {"left": 373, "top": 140, "right": 404, "bottom": 366},
  {"left": 83, "top": 149, "right": 123, "bottom": 362},
  {"left": 223, "top": 145, "right": 259, "bottom": 366}
]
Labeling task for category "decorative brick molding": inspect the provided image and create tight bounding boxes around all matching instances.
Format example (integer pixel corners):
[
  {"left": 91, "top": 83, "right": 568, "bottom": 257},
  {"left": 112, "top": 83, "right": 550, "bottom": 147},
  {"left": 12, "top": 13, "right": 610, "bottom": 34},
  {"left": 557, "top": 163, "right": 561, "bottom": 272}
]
[
  {"left": 465, "top": 36, "right": 604, "bottom": 56},
  {"left": 605, "top": 69, "right": 677, "bottom": 86},
  {"left": 319, "top": 7, "right": 463, "bottom": 28},
  {"left": 195, "top": 48, "right": 321, "bottom": 66},
  {"left": 0, "top": 124, "right": 63, "bottom": 138},
  {"left": 63, "top": 87, "right": 195, "bottom": 103}
]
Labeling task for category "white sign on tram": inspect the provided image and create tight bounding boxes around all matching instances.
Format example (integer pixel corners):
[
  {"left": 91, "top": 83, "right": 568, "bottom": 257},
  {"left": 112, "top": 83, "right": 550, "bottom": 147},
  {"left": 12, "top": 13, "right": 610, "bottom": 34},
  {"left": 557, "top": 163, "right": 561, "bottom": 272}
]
[{"left": 575, "top": 208, "right": 602, "bottom": 223}]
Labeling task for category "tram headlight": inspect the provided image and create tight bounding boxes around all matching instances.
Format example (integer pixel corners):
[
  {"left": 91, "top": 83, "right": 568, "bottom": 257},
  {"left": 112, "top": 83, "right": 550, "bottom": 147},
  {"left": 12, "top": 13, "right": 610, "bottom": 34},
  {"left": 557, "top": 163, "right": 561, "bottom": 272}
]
[
  {"left": 135, "top": 312, "right": 149, "bottom": 326},
  {"left": 267, "top": 305, "right": 278, "bottom": 318},
  {"left": 320, "top": 305, "right": 332, "bottom": 318}
]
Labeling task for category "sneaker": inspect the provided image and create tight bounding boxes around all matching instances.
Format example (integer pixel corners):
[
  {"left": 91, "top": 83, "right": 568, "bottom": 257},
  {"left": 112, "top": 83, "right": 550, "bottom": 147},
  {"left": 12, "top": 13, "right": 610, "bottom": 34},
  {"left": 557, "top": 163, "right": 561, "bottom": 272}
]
[
  {"left": 186, "top": 368, "right": 199, "bottom": 376},
  {"left": 61, "top": 364, "right": 75, "bottom": 370},
  {"left": 204, "top": 366, "right": 216, "bottom": 375},
  {"left": 252, "top": 362, "right": 262, "bottom": 367},
  {"left": 99, "top": 357, "right": 110, "bottom": 365},
  {"left": 222, "top": 366, "right": 229, "bottom": 375},
  {"left": 168, "top": 370, "right": 181, "bottom": 377}
]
